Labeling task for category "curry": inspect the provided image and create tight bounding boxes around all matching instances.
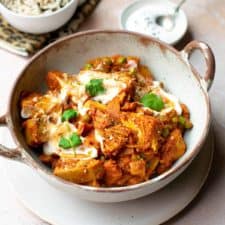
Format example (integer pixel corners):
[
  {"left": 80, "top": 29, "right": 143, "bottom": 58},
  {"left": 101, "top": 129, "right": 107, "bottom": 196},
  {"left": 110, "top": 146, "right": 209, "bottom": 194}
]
[{"left": 20, "top": 55, "right": 192, "bottom": 187}]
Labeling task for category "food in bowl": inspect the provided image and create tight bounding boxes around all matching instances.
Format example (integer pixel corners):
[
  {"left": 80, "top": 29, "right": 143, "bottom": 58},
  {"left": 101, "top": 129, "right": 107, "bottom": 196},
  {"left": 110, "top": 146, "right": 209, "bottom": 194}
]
[
  {"left": 0, "top": 0, "right": 71, "bottom": 16},
  {"left": 0, "top": 0, "right": 78, "bottom": 34},
  {"left": 20, "top": 55, "right": 192, "bottom": 187}
]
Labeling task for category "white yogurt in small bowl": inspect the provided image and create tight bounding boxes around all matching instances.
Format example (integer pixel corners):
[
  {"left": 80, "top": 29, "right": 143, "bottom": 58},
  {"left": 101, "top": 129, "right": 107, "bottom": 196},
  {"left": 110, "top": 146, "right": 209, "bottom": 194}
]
[{"left": 121, "top": 0, "right": 188, "bottom": 45}]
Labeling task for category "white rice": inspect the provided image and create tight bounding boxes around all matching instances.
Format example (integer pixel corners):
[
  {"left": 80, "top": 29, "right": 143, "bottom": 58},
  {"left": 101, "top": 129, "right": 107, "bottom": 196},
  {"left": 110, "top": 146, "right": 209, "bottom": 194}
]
[{"left": 0, "top": 0, "right": 71, "bottom": 16}]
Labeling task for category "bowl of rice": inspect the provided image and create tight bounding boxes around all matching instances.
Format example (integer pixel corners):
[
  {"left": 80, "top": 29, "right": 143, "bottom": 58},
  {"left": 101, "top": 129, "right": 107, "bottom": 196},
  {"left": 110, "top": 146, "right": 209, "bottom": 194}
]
[{"left": 0, "top": 0, "right": 79, "bottom": 34}]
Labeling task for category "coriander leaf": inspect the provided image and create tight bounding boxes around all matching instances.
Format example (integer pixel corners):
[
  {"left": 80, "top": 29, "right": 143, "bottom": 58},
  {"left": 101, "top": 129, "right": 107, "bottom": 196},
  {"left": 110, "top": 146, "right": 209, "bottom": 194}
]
[
  {"left": 61, "top": 109, "right": 78, "bottom": 122},
  {"left": 59, "top": 137, "right": 71, "bottom": 149},
  {"left": 140, "top": 93, "right": 164, "bottom": 111},
  {"left": 85, "top": 79, "right": 105, "bottom": 97},
  {"left": 58, "top": 133, "right": 82, "bottom": 149},
  {"left": 70, "top": 133, "right": 82, "bottom": 147}
]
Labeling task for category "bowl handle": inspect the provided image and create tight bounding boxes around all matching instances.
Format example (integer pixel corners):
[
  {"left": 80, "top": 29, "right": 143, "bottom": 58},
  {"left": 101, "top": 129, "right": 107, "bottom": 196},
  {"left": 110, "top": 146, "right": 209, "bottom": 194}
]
[
  {"left": 0, "top": 114, "right": 23, "bottom": 162},
  {"left": 181, "top": 40, "right": 215, "bottom": 91}
]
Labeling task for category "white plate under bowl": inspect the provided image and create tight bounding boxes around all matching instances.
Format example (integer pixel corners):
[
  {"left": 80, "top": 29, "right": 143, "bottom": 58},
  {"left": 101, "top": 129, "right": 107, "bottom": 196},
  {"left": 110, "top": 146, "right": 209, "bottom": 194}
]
[
  {"left": 0, "top": 127, "right": 213, "bottom": 225},
  {"left": 120, "top": 0, "right": 188, "bottom": 45}
]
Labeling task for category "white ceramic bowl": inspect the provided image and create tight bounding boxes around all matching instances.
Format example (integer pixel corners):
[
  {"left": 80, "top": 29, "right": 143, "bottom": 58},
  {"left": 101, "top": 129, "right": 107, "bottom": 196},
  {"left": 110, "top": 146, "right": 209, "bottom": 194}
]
[
  {"left": 120, "top": 0, "right": 188, "bottom": 45},
  {"left": 0, "top": 0, "right": 78, "bottom": 34},
  {"left": 0, "top": 30, "right": 215, "bottom": 202}
]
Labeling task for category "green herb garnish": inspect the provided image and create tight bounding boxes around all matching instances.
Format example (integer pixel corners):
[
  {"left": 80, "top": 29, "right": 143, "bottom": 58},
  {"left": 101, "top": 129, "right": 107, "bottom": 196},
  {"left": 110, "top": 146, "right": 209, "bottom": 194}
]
[
  {"left": 59, "top": 133, "right": 82, "bottom": 149},
  {"left": 85, "top": 79, "right": 105, "bottom": 97},
  {"left": 70, "top": 133, "right": 82, "bottom": 147},
  {"left": 59, "top": 137, "right": 72, "bottom": 149},
  {"left": 140, "top": 93, "right": 164, "bottom": 111},
  {"left": 61, "top": 109, "right": 78, "bottom": 122}
]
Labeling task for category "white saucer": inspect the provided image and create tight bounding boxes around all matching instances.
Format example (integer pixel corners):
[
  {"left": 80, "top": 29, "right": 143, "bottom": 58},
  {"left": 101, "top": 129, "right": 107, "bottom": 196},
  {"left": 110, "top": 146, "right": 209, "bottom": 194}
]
[
  {"left": 0, "top": 128, "right": 213, "bottom": 225},
  {"left": 120, "top": 0, "right": 188, "bottom": 45}
]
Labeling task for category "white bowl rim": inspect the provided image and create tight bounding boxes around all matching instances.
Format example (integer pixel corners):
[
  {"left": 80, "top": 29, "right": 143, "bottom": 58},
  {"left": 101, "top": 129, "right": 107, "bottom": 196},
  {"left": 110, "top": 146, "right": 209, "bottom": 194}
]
[
  {"left": 0, "top": 0, "right": 77, "bottom": 19},
  {"left": 8, "top": 29, "right": 211, "bottom": 193}
]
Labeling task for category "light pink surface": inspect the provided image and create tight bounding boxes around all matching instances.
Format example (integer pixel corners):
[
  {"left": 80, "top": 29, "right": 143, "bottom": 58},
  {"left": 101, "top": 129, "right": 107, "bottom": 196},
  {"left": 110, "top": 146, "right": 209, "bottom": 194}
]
[{"left": 0, "top": 0, "right": 225, "bottom": 224}]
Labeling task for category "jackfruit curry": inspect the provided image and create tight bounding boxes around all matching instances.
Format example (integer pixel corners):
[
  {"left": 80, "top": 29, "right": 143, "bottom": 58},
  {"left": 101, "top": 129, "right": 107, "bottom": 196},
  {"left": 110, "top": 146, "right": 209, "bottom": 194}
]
[{"left": 20, "top": 55, "right": 192, "bottom": 187}]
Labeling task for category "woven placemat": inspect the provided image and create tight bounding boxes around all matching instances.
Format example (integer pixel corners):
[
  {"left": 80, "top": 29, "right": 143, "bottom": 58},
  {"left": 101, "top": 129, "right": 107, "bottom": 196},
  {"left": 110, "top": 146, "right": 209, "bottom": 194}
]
[{"left": 0, "top": 0, "right": 100, "bottom": 56}]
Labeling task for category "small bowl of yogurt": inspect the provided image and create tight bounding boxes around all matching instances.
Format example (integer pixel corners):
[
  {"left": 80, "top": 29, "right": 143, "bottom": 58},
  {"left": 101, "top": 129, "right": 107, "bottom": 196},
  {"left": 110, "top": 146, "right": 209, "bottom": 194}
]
[
  {"left": 0, "top": 0, "right": 79, "bottom": 34},
  {"left": 120, "top": 0, "right": 188, "bottom": 45}
]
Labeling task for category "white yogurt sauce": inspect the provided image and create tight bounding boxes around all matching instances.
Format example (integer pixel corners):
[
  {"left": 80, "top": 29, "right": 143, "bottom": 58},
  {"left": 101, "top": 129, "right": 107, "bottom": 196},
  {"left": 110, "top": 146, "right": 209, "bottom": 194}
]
[
  {"left": 77, "top": 70, "right": 127, "bottom": 104},
  {"left": 93, "top": 79, "right": 126, "bottom": 104},
  {"left": 43, "top": 121, "right": 98, "bottom": 159},
  {"left": 94, "top": 130, "right": 105, "bottom": 151},
  {"left": 28, "top": 70, "right": 127, "bottom": 159},
  {"left": 43, "top": 121, "right": 77, "bottom": 155},
  {"left": 143, "top": 81, "right": 182, "bottom": 116}
]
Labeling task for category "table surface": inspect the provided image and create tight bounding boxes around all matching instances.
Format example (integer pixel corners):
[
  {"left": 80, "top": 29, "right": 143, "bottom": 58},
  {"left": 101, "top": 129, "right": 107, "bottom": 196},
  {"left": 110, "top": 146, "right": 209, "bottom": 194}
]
[{"left": 0, "top": 0, "right": 225, "bottom": 224}]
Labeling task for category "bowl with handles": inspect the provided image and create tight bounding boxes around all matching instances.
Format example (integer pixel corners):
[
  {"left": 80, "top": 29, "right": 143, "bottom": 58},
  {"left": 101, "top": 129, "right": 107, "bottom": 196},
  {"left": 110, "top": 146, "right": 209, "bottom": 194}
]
[{"left": 0, "top": 30, "right": 215, "bottom": 202}]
